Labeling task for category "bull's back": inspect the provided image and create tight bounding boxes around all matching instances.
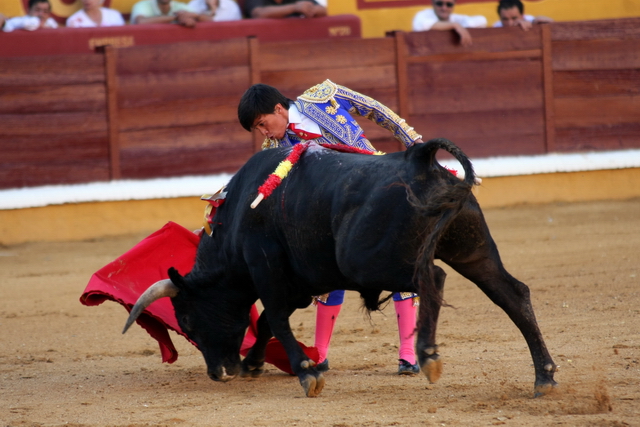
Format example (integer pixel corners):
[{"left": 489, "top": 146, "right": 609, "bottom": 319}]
[
  {"left": 267, "top": 148, "right": 425, "bottom": 290},
  {"left": 216, "top": 144, "right": 459, "bottom": 292}
]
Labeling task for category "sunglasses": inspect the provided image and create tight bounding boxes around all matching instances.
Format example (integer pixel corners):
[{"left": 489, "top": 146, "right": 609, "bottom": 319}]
[{"left": 435, "top": 1, "right": 454, "bottom": 7}]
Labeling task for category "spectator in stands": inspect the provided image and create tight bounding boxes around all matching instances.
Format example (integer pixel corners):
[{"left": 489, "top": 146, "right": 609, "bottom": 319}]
[
  {"left": 493, "top": 0, "right": 552, "bottom": 30},
  {"left": 130, "top": 0, "right": 211, "bottom": 27},
  {"left": 187, "top": 0, "right": 242, "bottom": 21},
  {"left": 412, "top": 0, "right": 486, "bottom": 47},
  {"left": 243, "top": 0, "right": 327, "bottom": 19},
  {"left": 66, "top": 0, "right": 125, "bottom": 27},
  {"left": 3, "top": 0, "right": 58, "bottom": 32}
]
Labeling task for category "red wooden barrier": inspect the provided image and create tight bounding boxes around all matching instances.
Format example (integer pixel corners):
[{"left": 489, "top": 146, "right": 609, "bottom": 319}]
[
  {"left": 1, "top": 18, "right": 638, "bottom": 190},
  {"left": 0, "top": 14, "right": 361, "bottom": 57}
]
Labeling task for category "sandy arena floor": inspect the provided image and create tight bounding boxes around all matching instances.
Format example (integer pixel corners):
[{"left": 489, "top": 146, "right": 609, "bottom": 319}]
[{"left": 1, "top": 198, "right": 639, "bottom": 426}]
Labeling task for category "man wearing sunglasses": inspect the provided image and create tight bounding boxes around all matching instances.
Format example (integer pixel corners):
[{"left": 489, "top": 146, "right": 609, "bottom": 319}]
[{"left": 412, "top": 0, "right": 487, "bottom": 47}]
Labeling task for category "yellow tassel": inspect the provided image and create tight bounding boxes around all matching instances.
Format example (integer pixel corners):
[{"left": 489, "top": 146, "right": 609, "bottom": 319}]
[{"left": 273, "top": 160, "right": 293, "bottom": 179}]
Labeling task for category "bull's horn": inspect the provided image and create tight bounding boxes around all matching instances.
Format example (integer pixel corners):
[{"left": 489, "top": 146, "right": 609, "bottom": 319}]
[{"left": 122, "top": 279, "right": 179, "bottom": 334}]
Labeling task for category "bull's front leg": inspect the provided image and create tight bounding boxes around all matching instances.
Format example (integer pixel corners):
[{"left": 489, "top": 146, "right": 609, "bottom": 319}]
[
  {"left": 262, "top": 303, "right": 325, "bottom": 397},
  {"left": 245, "top": 242, "right": 324, "bottom": 397},
  {"left": 240, "top": 311, "right": 271, "bottom": 378},
  {"left": 416, "top": 265, "right": 446, "bottom": 383}
]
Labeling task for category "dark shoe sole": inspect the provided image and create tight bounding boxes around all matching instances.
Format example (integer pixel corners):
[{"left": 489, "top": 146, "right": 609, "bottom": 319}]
[{"left": 316, "top": 359, "right": 330, "bottom": 372}]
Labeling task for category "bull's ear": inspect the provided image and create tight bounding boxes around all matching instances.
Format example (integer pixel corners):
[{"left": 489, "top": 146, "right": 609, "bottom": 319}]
[{"left": 168, "top": 267, "right": 185, "bottom": 288}]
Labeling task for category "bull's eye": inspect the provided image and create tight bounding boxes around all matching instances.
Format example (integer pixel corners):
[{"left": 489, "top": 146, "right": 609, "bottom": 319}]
[{"left": 180, "top": 315, "right": 192, "bottom": 332}]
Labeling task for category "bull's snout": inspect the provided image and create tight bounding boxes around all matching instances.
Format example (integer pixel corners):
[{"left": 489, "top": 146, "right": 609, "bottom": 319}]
[{"left": 207, "top": 364, "right": 240, "bottom": 382}]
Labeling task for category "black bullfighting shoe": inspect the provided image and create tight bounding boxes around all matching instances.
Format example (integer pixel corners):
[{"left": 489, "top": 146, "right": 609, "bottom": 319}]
[
  {"left": 316, "top": 359, "right": 330, "bottom": 372},
  {"left": 397, "top": 359, "right": 420, "bottom": 375}
]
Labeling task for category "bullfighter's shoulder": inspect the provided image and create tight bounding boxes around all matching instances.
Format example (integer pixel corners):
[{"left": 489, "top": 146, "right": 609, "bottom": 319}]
[{"left": 298, "top": 80, "right": 338, "bottom": 104}]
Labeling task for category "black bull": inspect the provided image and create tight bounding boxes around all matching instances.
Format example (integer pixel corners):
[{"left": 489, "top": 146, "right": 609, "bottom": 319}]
[{"left": 124, "top": 139, "right": 557, "bottom": 398}]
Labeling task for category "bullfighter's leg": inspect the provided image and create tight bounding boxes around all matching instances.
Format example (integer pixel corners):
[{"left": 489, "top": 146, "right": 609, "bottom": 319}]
[
  {"left": 394, "top": 293, "right": 419, "bottom": 375},
  {"left": 416, "top": 264, "right": 446, "bottom": 383},
  {"left": 315, "top": 290, "right": 344, "bottom": 368},
  {"left": 448, "top": 254, "right": 558, "bottom": 397},
  {"left": 245, "top": 240, "right": 325, "bottom": 397},
  {"left": 241, "top": 311, "right": 271, "bottom": 378}
]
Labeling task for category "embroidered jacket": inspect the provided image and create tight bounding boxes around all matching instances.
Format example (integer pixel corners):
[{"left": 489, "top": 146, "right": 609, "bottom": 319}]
[{"left": 262, "top": 79, "right": 421, "bottom": 151}]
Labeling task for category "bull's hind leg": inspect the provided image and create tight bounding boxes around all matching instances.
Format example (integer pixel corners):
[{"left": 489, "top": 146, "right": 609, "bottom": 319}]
[
  {"left": 416, "top": 265, "right": 446, "bottom": 383},
  {"left": 450, "top": 256, "right": 558, "bottom": 397}
]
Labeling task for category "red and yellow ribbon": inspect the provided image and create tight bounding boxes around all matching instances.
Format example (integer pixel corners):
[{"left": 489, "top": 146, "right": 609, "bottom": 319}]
[
  {"left": 251, "top": 143, "right": 309, "bottom": 208},
  {"left": 251, "top": 142, "right": 386, "bottom": 209}
]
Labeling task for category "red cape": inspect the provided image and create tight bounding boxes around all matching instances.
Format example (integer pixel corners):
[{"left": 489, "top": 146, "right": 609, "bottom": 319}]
[{"left": 79, "top": 221, "right": 318, "bottom": 374}]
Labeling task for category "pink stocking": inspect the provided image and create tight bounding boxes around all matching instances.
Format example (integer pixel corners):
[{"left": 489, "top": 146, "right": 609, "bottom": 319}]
[
  {"left": 394, "top": 298, "right": 417, "bottom": 365},
  {"left": 314, "top": 303, "right": 342, "bottom": 362}
]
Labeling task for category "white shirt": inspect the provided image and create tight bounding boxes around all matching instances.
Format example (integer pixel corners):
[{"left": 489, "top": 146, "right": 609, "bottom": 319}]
[
  {"left": 288, "top": 103, "right": 322, "bottom": 135},
  {"left": 66, "top": 8, "right": 126, "bottom": 27},
  {"left": 412, "top": 8, "right": 487, "bottom": 32},
  {"left": 130, "top": 0, "right": 193, "bottom": 24},
  {"left": 492, "top": 14, "right": 534, "bottom": 27},
  {"left": 3, "top": 15, "right": 58, "bottom": 32},
  {"left": 187, "top": 0, "right": 242, "bottom": 21}
]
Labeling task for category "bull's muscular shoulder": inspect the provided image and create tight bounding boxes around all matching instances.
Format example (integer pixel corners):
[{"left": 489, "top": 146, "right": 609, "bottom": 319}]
[{"left": 298, "top": 80, "right": 338, "bottom": 104}]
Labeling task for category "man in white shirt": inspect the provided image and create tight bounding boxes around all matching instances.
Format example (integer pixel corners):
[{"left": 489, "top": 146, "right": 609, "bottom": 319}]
[
  {"left": 412, "top": 0, "right": 487, "bottom": 47},
  {"left": 66, "top": 0, "right": 126, "bottom": 28},
  {"left": 131, "top": 0, "right": 210, "bottom": 27},
  {"left": 186, "top": 0, "right": 242, "bottom": 22},
  {"left": 493, "top": 0, "right": 553, "bottom": 31},
  {"left": 3, "top": 0, "right": 58, "bottom": 32}
]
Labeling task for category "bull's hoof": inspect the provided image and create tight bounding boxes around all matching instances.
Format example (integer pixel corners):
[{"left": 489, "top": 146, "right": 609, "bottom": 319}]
[
  {"left": 300, "top": 373, "right": 325, "bottom": 397},
  {"left": 208, "top": 371, "right": 237, "bottom": 382},
  {"left": 240, "top": 366, "right": 264, "bottom": 378},
  {"left": 421, "top": 354, "right": 443, "bottom": 384},
  {"left": 534, "top": 381, "right": 558, "bottom": 398},
  {"left": 240, "top": 360, "right": 265, "bottom": 378}
]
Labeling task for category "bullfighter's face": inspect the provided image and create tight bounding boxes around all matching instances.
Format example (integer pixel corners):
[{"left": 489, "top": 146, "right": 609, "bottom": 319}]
[{"left": 252, "top": 103, "right": 289, "bottom": 140}]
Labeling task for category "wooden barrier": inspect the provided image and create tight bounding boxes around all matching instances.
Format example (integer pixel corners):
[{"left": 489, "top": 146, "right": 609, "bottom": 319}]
[
  {"left": 550, "top": 19, "right": 640, "bottom": 152},
  {"left": 110, "top": 38, "right": 256, "bottom": 180},
  {"left": 0, "top": 54, "right": 110, "bottom": 188},
  {"left": 401, "top": 27, "right": 547, "bottom": 158},
  {"left": 0, "top": 15, "right": 362, "bottom": 57},
  {"left": 1, "top": 17, "right": 639, "bottom": 190}
]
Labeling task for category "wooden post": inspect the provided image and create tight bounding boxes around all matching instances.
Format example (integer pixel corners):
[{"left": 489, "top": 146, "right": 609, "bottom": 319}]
[
  {"left": 104, "top": 45, "right": 121, "bottom": 180},
  {"left": 394, "top": 31, "right": 409, "bottom": 151},
  {"left": 248, "top": 37, "right": 264, "bottom": 153},
  {"left": 541, "top": 24, "right": 556, "bottom": 153}
]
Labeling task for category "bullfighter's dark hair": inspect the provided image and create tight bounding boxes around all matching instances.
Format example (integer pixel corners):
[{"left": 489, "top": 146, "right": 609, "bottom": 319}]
[
  {"left": 497, "top": 0, "right": 524, "bottom": 15},
  {"left": 29, "top": 0, "right": 51, "bottom": 9},
  {"left": 237, "top": 84, "right": 292, "bottom": 132}
]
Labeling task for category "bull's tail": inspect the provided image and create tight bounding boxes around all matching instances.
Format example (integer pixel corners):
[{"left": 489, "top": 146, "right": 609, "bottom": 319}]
[
  {"left": 409, "top": 138, "right": 475, "bottom": 329},
  {"left": 411, "top": 137, "right": 476, "bottom": 189}
]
